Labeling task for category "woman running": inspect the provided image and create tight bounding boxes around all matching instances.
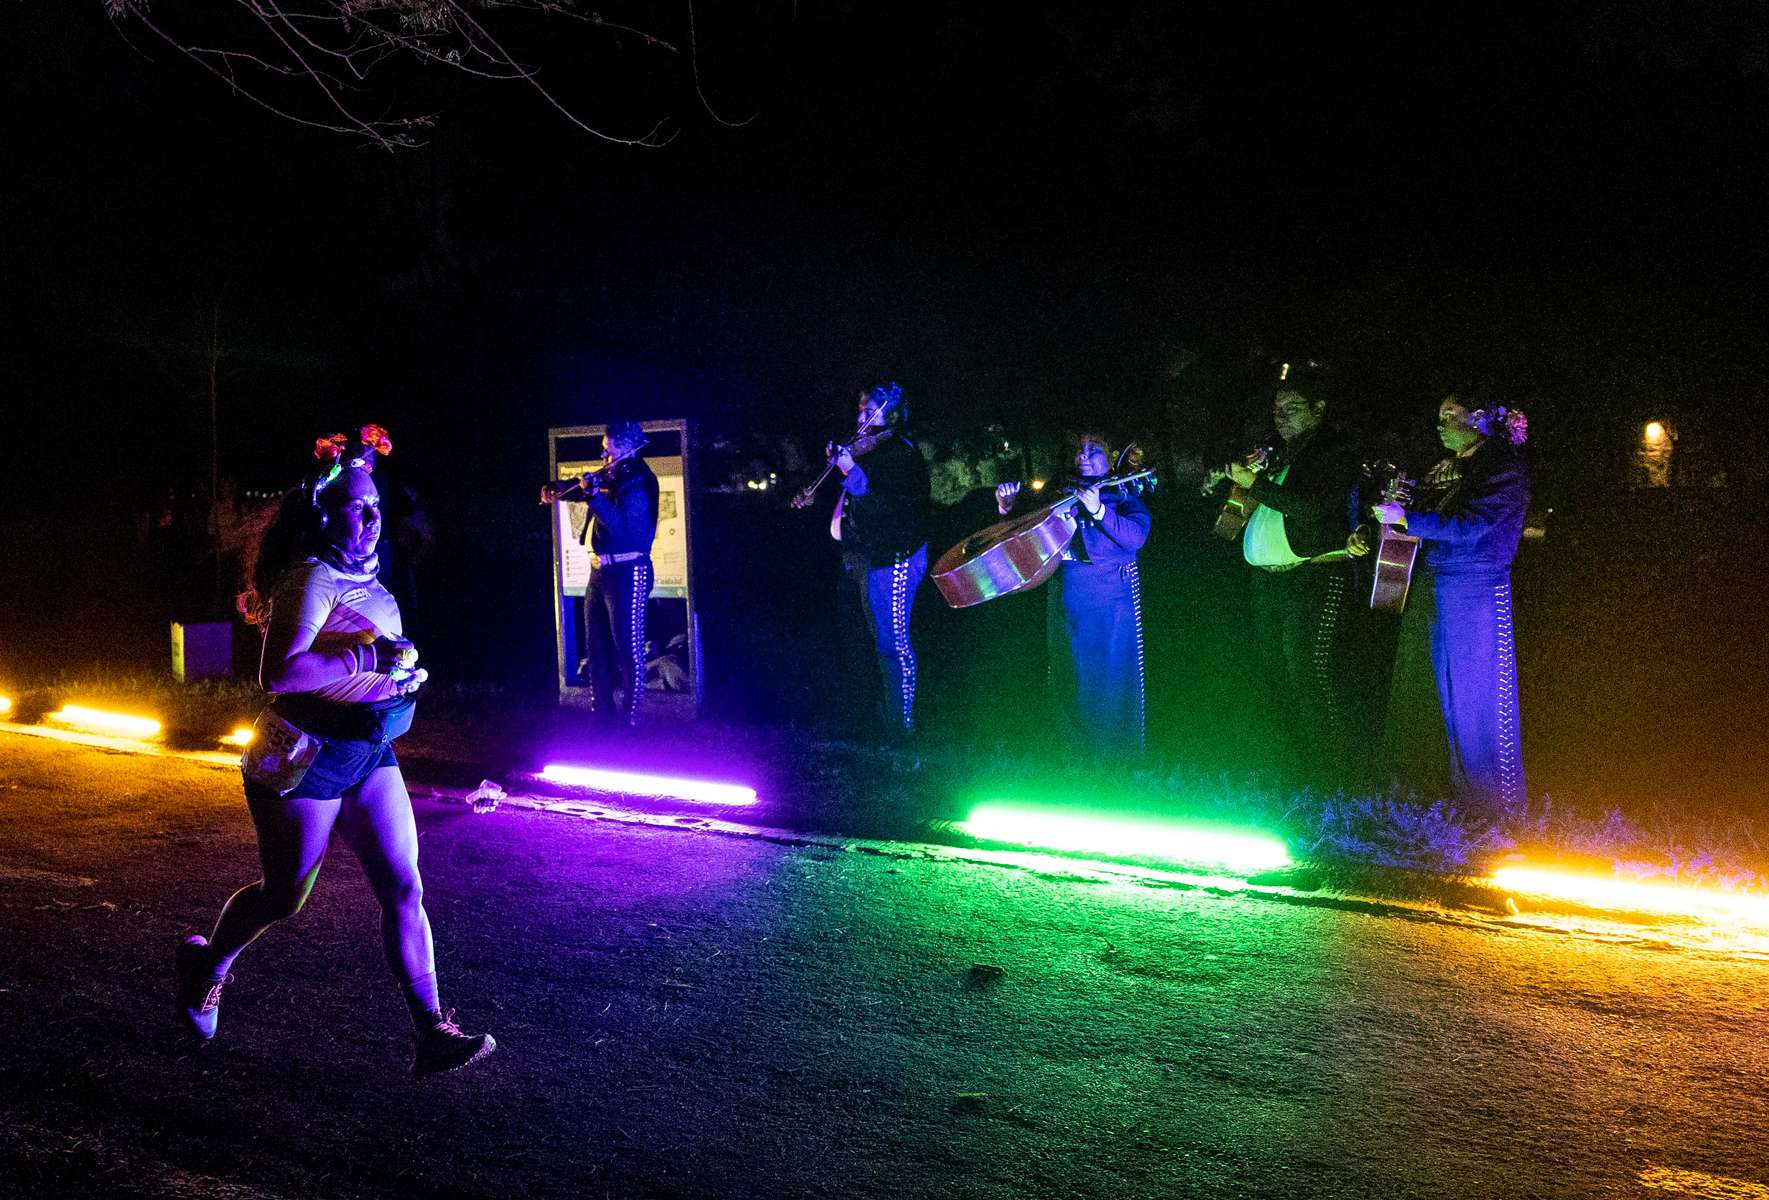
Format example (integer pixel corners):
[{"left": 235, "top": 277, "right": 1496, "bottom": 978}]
[{"left": 176, "top": 426, "right": 495, "bottom": 1077}]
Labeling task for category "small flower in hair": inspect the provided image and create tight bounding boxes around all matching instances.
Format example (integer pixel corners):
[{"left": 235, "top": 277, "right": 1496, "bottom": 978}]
[
  {"left": 360, "top": 424, "right": 393, "bottom": 456},
  {"left": 1502, "top": 408, "right": 1529, "bottom": 446},
  {"left": 314, "top": 433, "right": 348, "bottom": 463}
]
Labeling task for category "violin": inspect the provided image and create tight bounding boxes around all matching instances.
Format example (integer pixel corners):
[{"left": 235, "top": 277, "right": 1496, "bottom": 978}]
[
  {"left": 539, "top": 456, "right": 631, "bottom": 505},
  {"left": 788, "top": 385, "right": 905, "bottom": 510}
]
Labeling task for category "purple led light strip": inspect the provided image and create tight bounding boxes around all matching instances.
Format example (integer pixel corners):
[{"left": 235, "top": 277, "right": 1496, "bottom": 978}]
[{"left": 537, "top": 764, "right": 758, "bottom": 806}]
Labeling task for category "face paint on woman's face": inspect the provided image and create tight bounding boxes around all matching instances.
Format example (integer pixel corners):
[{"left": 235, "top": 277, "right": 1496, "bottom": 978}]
[
  {"left": 1436, "top": 400, "right": 1484, "bottom": 453},
  {"left": 324, "top": 468, "right": 382, "bottom": 559}
]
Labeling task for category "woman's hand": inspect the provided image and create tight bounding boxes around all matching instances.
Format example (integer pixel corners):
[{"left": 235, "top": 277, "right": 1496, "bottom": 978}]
[
  {"left": 1226, "top": 462, "right": 1258, "bottom": 488},
  {"left": 1076, "top": 485, "right": 1104, "bottom": 519},
  {"left": 1346, "top": 528, "right": 1372, "bottom": 557},
  {"left": 369, "top": 636, "right": 419, "bottom": 673},
  {"left": 995, "top": 481, "right": 1021, "bottom": 514}
]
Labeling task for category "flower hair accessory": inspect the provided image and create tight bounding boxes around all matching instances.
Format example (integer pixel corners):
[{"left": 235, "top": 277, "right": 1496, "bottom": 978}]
[
  {"left": 359, "top": 424, "right": 393, "bottom": 457},
  {"left": 308, "top": 424, "right": 393, "bottom": 506},
  {"left": 1472, "top": 406, "right": 1529, "bottom": 447}
]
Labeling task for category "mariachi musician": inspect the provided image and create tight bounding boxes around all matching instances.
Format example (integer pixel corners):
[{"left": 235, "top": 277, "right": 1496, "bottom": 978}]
[
  {"left": 540, "top": 419, "right": 660, "bottom": 726},
  {"left": 799, "top": 383, "right": 931, "bottom": 740},
  {"left": 1206, "top": 363, "right": 1364, "bottom": 785},
  {"left": 996, "top": 432, "right": 1151, "bottom": 759},
  {"left": 1365, "top": 392, "right": 1530, "bottom": 824}
]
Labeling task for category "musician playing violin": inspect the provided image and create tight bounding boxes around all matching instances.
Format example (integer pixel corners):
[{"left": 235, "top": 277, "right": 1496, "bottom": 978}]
[
  {"left": 996, "top": 432, "right": 1151, "bottom": 759},
  {"left": 1213, "top": 364, "right": 1365, "bottom": 786},
  {"left": 540, "top": 419, "right": 659, "bottom": 726},
  {"left": 827, "top": 383, "right": 931, "bottom": 740}
]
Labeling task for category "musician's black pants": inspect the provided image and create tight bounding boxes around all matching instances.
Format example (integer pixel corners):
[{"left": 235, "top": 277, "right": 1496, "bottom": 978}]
[
  {"left": 584, "top": 558, "right": 653, "bottom": 726},
  {"left": 841, "top": 545, "right": 927, "bottom": 737},
  {"left": 1247, "top": 562, "right": 1357, "bottom": 785}
]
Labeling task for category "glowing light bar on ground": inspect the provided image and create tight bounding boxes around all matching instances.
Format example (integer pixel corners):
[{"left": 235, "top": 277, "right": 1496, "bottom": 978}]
[
  {"left": 1638, "top": 1165, "right": 1769, "bottom": 1200},
  {"left": 1492, "top": 866, "right": 1769, "bottom": 927},
  {"left": 221, "top": 727, "right": 255, "bottom": 747},
  {"left": 46, "top": 705, "right": 162, "bottom": 739},
  {"left": 959, "top": 804, "right": 1291, "bottom": 873},
  {"left": 537, "top": 764, "right": 758, "bottom": 806}
]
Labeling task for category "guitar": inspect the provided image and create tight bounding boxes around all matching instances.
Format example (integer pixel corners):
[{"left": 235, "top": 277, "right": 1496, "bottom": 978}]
[
  {"left": 1204, "top": 443, "right": 1276, "bottom": 540},
  {"left": 934, "top": 467, "right": 1159, "bottom": 608},
  {"left": 1365, "top": 463, "right": 1419, "bottom": 613}
]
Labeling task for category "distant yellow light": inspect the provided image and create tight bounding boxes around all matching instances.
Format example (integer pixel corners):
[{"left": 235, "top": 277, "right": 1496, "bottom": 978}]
[
  {"left": 1030, "top": 479, "right": 1047, "bottom": 491},
  {"left": 1492, "top": 866, "right": 1769, "bottom": 928},
  {"left": 0, "top": 695, "right": 12, "bottom": 717},
  {"left": 221, "top": 726, "right": 255, "bottom": 747},
  {"left": 1278, "top": 361, "right": 1291, "bottom": 381},
  {"left": 1643, "top": 420, "right": 1666, "bottom": 444},
  {"left": 46, "top": 705, "right": 162, "bottom": 739}
]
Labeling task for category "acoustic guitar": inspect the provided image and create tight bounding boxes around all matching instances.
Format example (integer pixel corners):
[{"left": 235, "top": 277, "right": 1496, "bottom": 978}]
[
  {"left": 932, "top": 468, "right": 1159, "bottom": 608},
  {"left": 1206, "top": 444, "right": 1275, "bottom": 540},
  {"left": 1366, "top": 464, "right": 1419, "bottom": 613}
]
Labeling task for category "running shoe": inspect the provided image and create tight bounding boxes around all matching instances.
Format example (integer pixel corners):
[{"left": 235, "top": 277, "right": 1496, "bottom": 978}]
[
  {"left": 412, "top": 1010, "right": 496, "bottom": 1077},
  {"left": 174, "top": 935, "right": 227, "bottom": 1040}
]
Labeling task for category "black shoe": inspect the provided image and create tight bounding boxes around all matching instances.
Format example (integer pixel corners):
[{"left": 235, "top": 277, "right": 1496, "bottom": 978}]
[
  {"left": 175, "top": 935, "right": 228, "bottom": 1040},
  {"left": 412, "top": 1010, "right": 496, "bottom": 1077}
]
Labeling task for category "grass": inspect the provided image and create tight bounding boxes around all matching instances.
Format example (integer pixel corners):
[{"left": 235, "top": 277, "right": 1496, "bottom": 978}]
[{"left": 3, "top": 669, "right": 1765, "bottom": 895}]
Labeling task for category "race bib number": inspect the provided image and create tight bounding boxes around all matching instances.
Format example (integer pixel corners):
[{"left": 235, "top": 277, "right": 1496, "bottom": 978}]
[{"left": 241, "top": 709, "right": 322, "bottom": 796}]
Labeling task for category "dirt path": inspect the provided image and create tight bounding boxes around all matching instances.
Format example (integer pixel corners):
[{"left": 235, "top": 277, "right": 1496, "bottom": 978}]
[{"left": 2, "top": 733, "right": 1766, "bottom": 1199}]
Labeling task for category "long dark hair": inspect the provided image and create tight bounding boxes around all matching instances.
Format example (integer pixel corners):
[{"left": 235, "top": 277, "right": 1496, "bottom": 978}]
[
  {"left": 237, "top": 487, "right": 327, "bottom": 625},
  {"left": 238, "top": 426, "right": 391, "bottom": 624}
]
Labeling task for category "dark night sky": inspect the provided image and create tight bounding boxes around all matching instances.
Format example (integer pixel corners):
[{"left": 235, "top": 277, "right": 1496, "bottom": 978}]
[{"left": 6, "top": 1, "right": 1769, "bottom": 531}]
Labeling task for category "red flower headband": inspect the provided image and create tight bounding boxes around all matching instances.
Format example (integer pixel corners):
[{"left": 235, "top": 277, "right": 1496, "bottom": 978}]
[
  {"left": 309, "top": 424, "right": 393, "bottom": 506},
  {"left": 359, "top": 424, "right": 393, "bottom": 456}
]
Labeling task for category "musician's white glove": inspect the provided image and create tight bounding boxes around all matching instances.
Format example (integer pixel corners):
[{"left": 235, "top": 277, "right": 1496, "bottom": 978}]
[
  {"left": 1371, "top": 502, "right": 1407, "bottom": 528},
  {"left": 995, "top": 481, "right": 1021, "bottom": 515},
  {"left": 1227, "top": 462, "right": 1258, "bottom": 488}
]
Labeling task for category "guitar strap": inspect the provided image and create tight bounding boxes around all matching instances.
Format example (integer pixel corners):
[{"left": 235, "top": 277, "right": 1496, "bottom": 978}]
[{"left": 1264, "top": 548, "right": 1352, "bottom": 574}]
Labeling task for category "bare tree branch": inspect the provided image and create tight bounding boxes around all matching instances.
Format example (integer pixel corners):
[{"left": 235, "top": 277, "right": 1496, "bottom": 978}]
[
  {"left": 688, "top": 0, "right": 756, "bottom": 129},
  {"left": 105, "top": 0, "right": 692, "bottom": 149}
]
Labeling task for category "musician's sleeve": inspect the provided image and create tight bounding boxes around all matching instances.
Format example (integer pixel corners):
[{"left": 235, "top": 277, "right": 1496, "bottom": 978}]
[
  {"left": 1405, "top": 457, "right": 1529, "bottom": 546},
  {"left": 1092, "top": 496, "right": 1150, "bottom": 551},
  {"left": 587, "top": 471, "right": 657, "bottom": 545},
  {"left": 840, "top": 464, "right": 871, "bottom": 496},
  {"left": 1248, "top": 444, "right": 1357, "bottom": 520}
]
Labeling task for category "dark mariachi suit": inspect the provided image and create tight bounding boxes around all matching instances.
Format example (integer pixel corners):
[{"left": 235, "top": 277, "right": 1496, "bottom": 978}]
[
  {"left": 838, "top": 433, "right": 931, "bottom": 735},
  {"left": 581, "top": 456, "right": 660, "bottom": 725},
  {"left": 1241, "top": 424, "right": 1364, "bottom": 783},
  {"left": 1048, "top": 490, "right": 1151, "bottom": 759},
  {"left": 1383, "top": 440, "right": 1529, "bottom": 820}
]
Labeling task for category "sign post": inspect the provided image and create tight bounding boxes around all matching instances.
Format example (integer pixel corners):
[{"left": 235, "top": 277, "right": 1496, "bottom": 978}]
[{"left": 547, "top": 419, "right": 701, "bottom": 718}]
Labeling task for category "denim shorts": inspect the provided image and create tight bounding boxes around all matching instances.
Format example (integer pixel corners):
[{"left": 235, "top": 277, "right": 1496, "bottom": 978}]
[{"left": 242, "top": 736, "right": 398, "bottom": 803}]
